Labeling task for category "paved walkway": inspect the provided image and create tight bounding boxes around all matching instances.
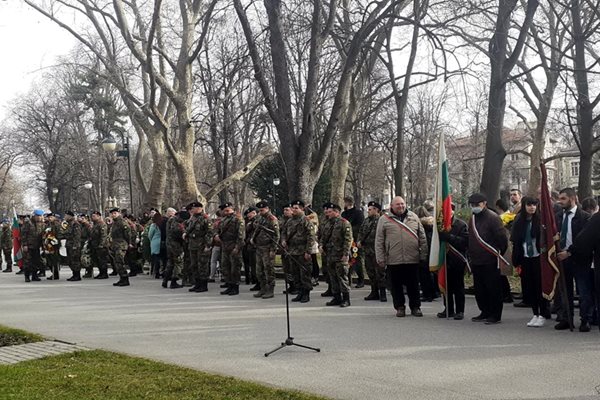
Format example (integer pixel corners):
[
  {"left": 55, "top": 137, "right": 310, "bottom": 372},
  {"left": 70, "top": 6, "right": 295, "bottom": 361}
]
[
  {"left": 0, "top": 271, "right": 599, "bottom": 399},
  {"left": 0, "top": 341, "right": 89, "bottom": 365}
]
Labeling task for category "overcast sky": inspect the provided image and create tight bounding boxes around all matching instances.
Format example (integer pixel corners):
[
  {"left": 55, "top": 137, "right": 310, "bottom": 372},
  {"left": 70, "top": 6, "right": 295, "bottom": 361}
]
[{"left": 0, "top": 0, "right": 75, "bottom": 120}]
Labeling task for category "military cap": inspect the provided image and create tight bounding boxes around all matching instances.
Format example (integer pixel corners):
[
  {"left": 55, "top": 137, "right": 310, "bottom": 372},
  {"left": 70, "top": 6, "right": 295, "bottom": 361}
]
[
  {"left": 244, "top": 207, "right": 258, "bottom": 216},
  {"left": 256, "top": 201, "right": 269, "bottom": 209},
  {"left": 219, "top": 202, "right": 234, "bottom": 210},
  {"left": 322, "top": 202, "right": 341, "bottom": 211},
  {"left": 188, "top": 201, "right": 203, "bottom": 209},
  {"left": 367, "top": 201, "right": 382, "bottom": 210},
  {"left": 109, "top": 207, "right": 120, "bottom": 213},
  {"left": 290, "top": 200, "right": 305, "bottom": 207},
  {"left": 468, "top": 193, "right": 487, "bottom": 204},
  {"left": 283, "top": 203, "right": 293, "bottom": 209},
  {"left": 92, "top": 211, "right": 102, "bottom": 216},
  {"left": 64, "top": 210, "right": 75, "bottom": 216}
]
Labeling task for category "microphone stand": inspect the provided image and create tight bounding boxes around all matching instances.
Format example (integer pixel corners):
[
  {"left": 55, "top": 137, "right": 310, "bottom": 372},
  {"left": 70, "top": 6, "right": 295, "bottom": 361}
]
[{"left": 257, "top": 220, "right": 320, "bottom": 357}]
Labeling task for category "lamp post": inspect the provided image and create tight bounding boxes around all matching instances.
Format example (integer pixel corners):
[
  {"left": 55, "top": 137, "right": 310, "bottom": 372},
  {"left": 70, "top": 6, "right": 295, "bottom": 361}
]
[
  {"left": 272, "top": 177, "right": 280, "bottom": 214},
  {"left": 83, "top": 182, "right": 93, "bottom": 214},
  {"left": 51, "top": 188, "right": 59, "bottom": 212},
  {"left": 102, "top": 134, "right": 134, "bottom": 215}
]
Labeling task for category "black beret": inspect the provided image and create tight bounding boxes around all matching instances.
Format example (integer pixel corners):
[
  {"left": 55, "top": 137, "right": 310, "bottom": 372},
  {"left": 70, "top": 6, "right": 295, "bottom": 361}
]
[
  {"left": 284, "top": 203, "right": 293, "bottom": 209},
  {"left": 323, "top": 202, "right": 341, "bottom": 211},
  {"left": 256, "top": 201, "right": 269, "bottom": 208},
  {"left": 290, "top": 200, "right": 305, "bottom": 207},
  {"left": 65, "top": 211, "right": 75, "bottom": 216},
  {"left": 92, "top": 211, "right": 102, "bottom": 216},
  {"left": 219, "top": 202, "right": 233, "bottom": 210},
  {"left": 188, "top": 201, "right": 203, "bottom": 209},
  {"left": 367, "top": 201, "right": 382, "bottom": 210},
  {"left": 468, "top": 193, "right": 487, "bottom": 204},
  {"left": 109, "top": 208, "right": 120, "bottom": 213}
]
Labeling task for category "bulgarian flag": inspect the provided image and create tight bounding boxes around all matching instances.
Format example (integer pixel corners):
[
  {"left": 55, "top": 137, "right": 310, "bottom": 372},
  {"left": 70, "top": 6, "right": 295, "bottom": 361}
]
[
  {"left": 429, "top": 132, "right": 452, "bottom": 293},
  {"left": 12, "top": 208, "right": 23, "bottom": 269}
]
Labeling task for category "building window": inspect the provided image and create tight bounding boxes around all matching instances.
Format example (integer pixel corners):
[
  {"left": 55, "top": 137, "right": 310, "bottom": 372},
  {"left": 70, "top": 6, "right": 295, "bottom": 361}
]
[
  {"left": 510, "top": 153, "right": 519, "bottom": 161},
  {"left": 571, "top": 161, "right": 579, "bottom": 177}
]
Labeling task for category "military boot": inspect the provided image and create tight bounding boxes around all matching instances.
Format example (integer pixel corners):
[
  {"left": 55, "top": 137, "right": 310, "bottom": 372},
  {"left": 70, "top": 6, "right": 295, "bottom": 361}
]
[
  {"left": 283, "top": 282, "right": 298, "bottom": 295},
  {"left": 228, "top": 284, "right": 240, "bottom": 296},
  {"left": 379, "top": 287, "right": 387, "bottom": 302},
  {"left": 24, "top": 272, "right": 31, "bottom": 282},
  {"left": 364, "top": 286, "right": 380, "bottom": 301},
  {"left": 340, "top": 292, "right": 351, "bottom": 308},
  {"left": 94, "top": 270, "right": 109, "bottom": 279},
  {"left": 113, "top": 277, "right": 130, "bottom": 287},
  {"left": 320, "top": 284, "right": 333, "bottom": 297},
  {"left": 196, "top": 280, "right": 209, "bottom": 293},
  {"left": 67, "top": 271, "right": 81, "bottom": 281},
  {"left": 220, "top": 284, "right": 233, "bottom": 295},
  {"left": 253, "top": 285, "right": 266, "bottom": 298},
  {"left": 170, "top": 279, "right": 182, "bottom": 289},
  {"left": 326, "top": 294, "right": 342, "bottom": 306},
  {"left": 261, "top": 285, "right": 275, "bottom": 299},
  {"left": 249, "top": 283, "right": 261, "bottom": 291},
  {"left": 162, "top": 277, "right": 169, "bottom": 288},
  {"left": 31, "top": 272, "right": 41, "bottom": 281},
  {"left": 82, "top": 269, "right": 93, "bottom": 278},
  {"left": 291, "top": 290, "right": 304, "bottom": 302},
  {"left": 300, "top": 290, "right": 310, "bottom": 303}
]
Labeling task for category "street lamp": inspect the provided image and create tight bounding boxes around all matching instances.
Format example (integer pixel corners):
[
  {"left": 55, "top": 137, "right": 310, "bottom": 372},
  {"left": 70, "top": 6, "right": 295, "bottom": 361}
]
[
  {"left": 102, "top": 134, "right": 134, "bottom": 215},
  {"left": 272, "top": 177, "right": 280, "bottom": 214},
  {"left": 83, "top": 182, "right": 93, "bottom": 214}
]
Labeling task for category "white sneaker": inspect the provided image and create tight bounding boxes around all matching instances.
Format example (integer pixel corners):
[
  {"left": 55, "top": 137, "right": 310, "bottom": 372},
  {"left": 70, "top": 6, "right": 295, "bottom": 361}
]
[
  {"left": 527, "top": 315, "right": 539, "bottom": 327},
  {"left": 533, "top": 316, "right": 545, "bottom": 327}
]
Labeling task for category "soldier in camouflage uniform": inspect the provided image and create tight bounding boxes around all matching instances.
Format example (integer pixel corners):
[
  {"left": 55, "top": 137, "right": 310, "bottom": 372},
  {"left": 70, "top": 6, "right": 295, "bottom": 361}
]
[
  {"left": 21, "top": 210, "right": 45, "bottom": 282},
  {"left": 282, "top": 200, "right": 316, "bottom": 303},
  {"left": 318, "top": 205, "right": 334, "bottom": 297},
  {"left": 90, "top": 211, "right": 110, "bottom": 279},
  {"left": 1, "top": 219, "right": 12, "bottom": 273},
  {"left": 79, "top": 216, "right": 93, "bottom": 278},
  {"left": 279, "top": 204, "right": 296, "bottom": 294},
  {"left": 320, "top": 203, "right": 353, "bottom": 307},
  {"left": 109, "top": 208, "right": 132, "bottom": 286},
  {"left": 60, "top": 211, "right": 83, "bottom": 281},
  {"left": 43, "top": 213, "right": 61, "bottom": 280},
  {"left": 243, "top": 208, "right": 258, "bottom": 288},
  {"left": 358, "top": 201, "right": 386, "bottom": 302},
  {"left": 214, "top": 202, "right": 245, "bottom": 296},
  {"left": 250, "top": 201, "right": 280, "bottom": 299},
  {"left": 184, "top": 202, "right": 213, "bottom": 293},
  {"left": 164, "top": 209, "right": 186, "bottom": 289}
]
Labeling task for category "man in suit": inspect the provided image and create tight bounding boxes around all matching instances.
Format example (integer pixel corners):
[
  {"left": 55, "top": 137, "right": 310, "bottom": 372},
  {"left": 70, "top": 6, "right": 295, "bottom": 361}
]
[{"left": 554, "top": 188, "right": 592, "bottom": 332}]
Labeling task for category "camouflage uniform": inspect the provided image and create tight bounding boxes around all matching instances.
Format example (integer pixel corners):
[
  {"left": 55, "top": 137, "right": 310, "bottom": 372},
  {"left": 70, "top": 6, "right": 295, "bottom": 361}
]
[
  {"left": 110, "top": 216, "right": 131, "bottom": 278},
  {"left": 80, "top": 221, "right": 93, "bottom": 277},
  {"left": 321, "top": 216, "right": 353, "bottom": 297},
  {"left": 279, "top": 215, "right": 292, "bottom": 285},
  {"left": 251, "top": 212, "right": 280, "bottom": 296},
  {"left": 42, "top": 220, "right": 61, "bottom": 279},
  {"left": 21, "top": 218, "right": 45, "bottom": 277},
  {"left": 166, "top": 216, "right": 185, "bottom": 282},
  {"left": 0, "top": 225, "right": 12, "bottom": 270},
  {"left": 61, "top": 218, "right": 82, "bottom": 275},
  {"left": 358, "top": 214, "right": 385, "bottom": 289},
  {"left": 216, "top": 213, "right": 244, "bottom": 285},
  {"left": 186, "top": 212, "right": 213, "bottom": 284},
  {"left": 284, "top": 214, "right": 316, "bottom": 292},
  {"left": 89, "top": 220, "right": 109, "bottom": 276},
  {"left": 243, "top": 215, "right": 257, "bottom": 285}
]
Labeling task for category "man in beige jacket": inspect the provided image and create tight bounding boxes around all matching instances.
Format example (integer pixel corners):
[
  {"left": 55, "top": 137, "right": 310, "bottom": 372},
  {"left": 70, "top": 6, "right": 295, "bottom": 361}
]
[{"left": 375, "top": 196, "right": 428, "bottom": 317}]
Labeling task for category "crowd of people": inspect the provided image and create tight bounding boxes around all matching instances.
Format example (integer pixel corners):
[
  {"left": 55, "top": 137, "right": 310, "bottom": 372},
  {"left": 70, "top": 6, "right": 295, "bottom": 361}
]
[{"left": 1, "top": 188, "right": 599, "bottom": 332}]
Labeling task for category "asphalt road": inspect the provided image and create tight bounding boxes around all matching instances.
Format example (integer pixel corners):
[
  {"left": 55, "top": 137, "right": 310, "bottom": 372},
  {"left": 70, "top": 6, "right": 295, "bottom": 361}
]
[{"left": 1, "top": 271, "right": 599, "bottom": 400}]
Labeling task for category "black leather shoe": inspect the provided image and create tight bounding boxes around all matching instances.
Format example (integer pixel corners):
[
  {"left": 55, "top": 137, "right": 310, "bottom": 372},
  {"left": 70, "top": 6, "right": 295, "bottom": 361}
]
[
  {"left": 554, "top": 321, "right": 571, "bottom": 330},
  {"left": 113, "top": 277, "right": 130, "bottom": 287},
  {"left": 320, "top": 288, "right": 333, "bottom": 297},
  {"left": 579, "top": 321, "right": 591, "bottom": 332},
  {"left": 31, "top": 274, "right": 41, "bottom": 282},
  {"left": 379, "top": 288, "right": 387, "bottom": 302},
  {"left": 437, "top": 310, "right": 454, "bottom": 318},
  {"left": 454, "top": 312, "right": 464, "bottom": 320},
  {"left": 471, "top": 314, "right": 487, "bottom": 322},
  {"left": 326, "top": 295, "right": 342, "bottom": 306},
  {"left": 354, "top": 281, "right": 365, "bottom": 289},
  {"left": 364, "top": 289, "right": 379, "bottom": 301},
  {"left": 249, "top": 283, "right": 261, "bottom": 291},
  {"left": 411, "top": 308, "right": 423, "bottom": 317},
  {"left": 291, "top": 291, "right": 304, "bottom": 302},
  {"left": 485, "top": 318, "right": 501, "bottom": 325}
]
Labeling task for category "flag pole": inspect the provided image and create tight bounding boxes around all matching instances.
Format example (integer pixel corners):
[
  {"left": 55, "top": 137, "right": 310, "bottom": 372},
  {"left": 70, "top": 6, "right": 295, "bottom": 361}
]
[{"left": 554, "top": 251, "right": 574, "bottom": 332}]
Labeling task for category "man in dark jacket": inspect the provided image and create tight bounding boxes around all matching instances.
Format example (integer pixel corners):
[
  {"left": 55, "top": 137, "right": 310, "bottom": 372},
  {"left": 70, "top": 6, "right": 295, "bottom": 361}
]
[
  {"left": 437, "top": 204, "right": 469, "bottom": 320},
  {"left": 554, "top": 188, "right": 592, "bottom": 332},
  {"left": 342, "top": 196, "right": 365, "bottom": 288},
  {"left": 467, "top": 193, "right": 508, "bottom": 324}
]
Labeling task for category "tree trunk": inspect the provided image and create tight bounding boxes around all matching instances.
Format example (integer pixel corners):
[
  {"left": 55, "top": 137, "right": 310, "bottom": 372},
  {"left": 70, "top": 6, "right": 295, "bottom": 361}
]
[
  {"left": 480, "top": 80, "right": 507, "bottom": 201},
  {"left": 144, "top": 133, "right": 168, "bottom": 210},
  {"left": 571, "top": 0, "right": 594, "bottom": 198}
]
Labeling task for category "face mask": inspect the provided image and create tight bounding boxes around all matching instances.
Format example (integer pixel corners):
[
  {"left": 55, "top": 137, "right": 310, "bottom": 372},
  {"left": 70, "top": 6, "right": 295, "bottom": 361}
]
[{"left": 471, "top": 206, "right": 483, "bottom": 214}]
